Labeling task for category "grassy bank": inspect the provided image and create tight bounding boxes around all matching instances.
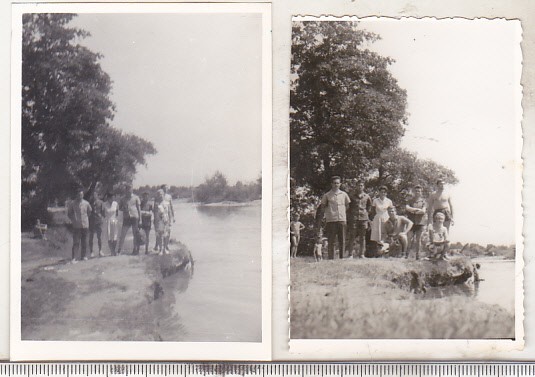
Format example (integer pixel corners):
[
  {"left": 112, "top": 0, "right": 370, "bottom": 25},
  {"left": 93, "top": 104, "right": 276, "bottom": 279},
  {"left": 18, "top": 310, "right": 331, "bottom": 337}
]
[{"left": 290, "top": 257, "right": 514, "bottom": 339}]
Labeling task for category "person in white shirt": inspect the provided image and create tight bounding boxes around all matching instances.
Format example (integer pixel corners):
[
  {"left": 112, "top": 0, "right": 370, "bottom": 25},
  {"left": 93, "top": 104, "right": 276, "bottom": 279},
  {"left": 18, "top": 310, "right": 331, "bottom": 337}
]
[{"left": 319, "top": 176, "right": 351, "bottom": 259}]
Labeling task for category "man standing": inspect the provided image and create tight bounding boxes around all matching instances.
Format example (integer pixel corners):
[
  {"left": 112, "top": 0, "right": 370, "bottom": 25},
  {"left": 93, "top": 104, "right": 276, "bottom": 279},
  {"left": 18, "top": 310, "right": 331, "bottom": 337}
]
[
  {"left": 89, "top": 191, "right": 106, "bottom": 258},
  {"left": 405, "top": 184, "right": 427, "bottom": 260},
  {"left": 319, "top": 176, "right": 351, "bottom": 259},
  {"left": 117, "top": 184, "right": 141, "bottom": 255},
  {"left": 67, "top": 188, "right": 92, "bottom": 263},
  {"left": 384, "top": 206, "right": 413, "bottom": 258},
  {"left": 347, "top": 180, "right": 372, "bottom": 259},
  {"left": 427, "top": 179, "right": 454, "bottom": 231}
]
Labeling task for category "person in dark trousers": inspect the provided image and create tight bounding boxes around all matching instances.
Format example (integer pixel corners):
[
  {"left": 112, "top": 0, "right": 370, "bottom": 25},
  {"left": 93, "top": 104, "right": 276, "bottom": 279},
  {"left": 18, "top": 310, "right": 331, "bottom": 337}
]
[
  {"left": 67, "top": 188, "right": 92, "bottom": 263},
  {"left": 89, "top": 191, "right": 106, "bottom": 257},
  {"left": 140, "top": 192, "right": 153, "bottom": 255},
  {"left": 319, "top": 176, "right": 351, "bottom": 259},
  {"left": 117, "top": 184, "right": 141, "bottom": 255},
  {"left": 347, "top": 180, "right": 372, "bottom": 259}
]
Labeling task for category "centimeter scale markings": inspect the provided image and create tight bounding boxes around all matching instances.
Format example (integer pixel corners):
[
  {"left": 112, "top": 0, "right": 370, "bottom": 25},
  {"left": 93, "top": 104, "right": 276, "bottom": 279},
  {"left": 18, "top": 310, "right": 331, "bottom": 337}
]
[{"left": 0, "top": 364, "right": 534, "bottom": 377}]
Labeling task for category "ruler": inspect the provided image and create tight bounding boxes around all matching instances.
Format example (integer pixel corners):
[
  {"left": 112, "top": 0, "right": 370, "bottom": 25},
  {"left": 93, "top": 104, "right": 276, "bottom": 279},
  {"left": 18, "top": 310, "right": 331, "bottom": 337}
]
[{"left": 0, "top": 364, "right": 534, "bottom": 377}]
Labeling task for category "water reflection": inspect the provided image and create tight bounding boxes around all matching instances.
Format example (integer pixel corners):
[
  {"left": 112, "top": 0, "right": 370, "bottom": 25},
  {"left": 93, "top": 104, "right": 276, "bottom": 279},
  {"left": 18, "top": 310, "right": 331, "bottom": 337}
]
[
  {"left": 195, "top": 205, "right": 238, "bottom": 219},
  {"left": 165, "top": 201, "right": 262, "bottom": 341},
  {"left": 417, "top": 260, "right": 514, "bottom": 314},
  {"left": 423, "top": 280, "right": 479, "bottom": 300}
]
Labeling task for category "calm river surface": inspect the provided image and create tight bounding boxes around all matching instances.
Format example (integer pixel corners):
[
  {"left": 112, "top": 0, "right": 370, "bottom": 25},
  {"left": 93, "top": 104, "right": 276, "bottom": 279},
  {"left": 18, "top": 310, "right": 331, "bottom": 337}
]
[
  {"left": 425, "top": 259, "right": 515, "bottom": 314},
  {"left": 167, "top": 200, "right": 262, "bottom": 342}
]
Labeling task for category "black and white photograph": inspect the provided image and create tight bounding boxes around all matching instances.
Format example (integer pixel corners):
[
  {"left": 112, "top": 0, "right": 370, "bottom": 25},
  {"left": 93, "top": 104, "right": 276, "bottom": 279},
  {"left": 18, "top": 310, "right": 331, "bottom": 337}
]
[
  {"left": 289, "top": 17, "right": 522, "bottom": 344},
  {"left": 11, "top": 3, "right": 271, "bottom": 360}
]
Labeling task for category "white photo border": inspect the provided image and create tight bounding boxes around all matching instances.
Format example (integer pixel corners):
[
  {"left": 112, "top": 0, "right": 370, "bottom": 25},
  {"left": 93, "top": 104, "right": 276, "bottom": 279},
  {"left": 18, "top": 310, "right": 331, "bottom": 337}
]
[
  {"left": 10, "top": 2, "right": 272, "bottom": 361},
  {"left": 287, "top": 15, "right": 524, "bottom": 360}
]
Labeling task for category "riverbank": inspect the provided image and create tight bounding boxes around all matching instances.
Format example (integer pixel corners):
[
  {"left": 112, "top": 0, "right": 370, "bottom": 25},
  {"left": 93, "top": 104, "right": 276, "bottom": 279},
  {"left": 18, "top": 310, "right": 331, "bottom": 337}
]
[
  {"left": 21, "top": 226, "right": 193, "bottom": 341},
  {"left": 193, "top": 199, "right": 261, "bottom": 207},
  {"left": 290, "top": 257, "right": 514, "bottom": 339}
]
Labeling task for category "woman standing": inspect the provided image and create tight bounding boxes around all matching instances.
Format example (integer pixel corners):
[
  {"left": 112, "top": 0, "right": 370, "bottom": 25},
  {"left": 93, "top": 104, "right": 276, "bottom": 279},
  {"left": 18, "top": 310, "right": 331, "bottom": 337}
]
[
  {"left": 104, "top": 192, "right": 119, "bottom": 255},
  {"left": 153, "top": 189, "right": 170, "bottom": 255},
  {"left": 370, "top": 186, "right": 393, "bottom": 244}
]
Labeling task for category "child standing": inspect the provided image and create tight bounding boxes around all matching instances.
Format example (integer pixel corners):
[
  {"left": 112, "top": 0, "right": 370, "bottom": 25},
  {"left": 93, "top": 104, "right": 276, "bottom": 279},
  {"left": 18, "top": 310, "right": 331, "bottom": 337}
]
[{"left": 290, "top": 214, "right": 305, "bottom": 258}]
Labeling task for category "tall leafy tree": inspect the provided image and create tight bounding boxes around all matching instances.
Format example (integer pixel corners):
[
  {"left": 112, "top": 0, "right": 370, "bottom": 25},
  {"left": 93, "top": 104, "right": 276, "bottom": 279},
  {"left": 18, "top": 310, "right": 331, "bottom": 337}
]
[
  {"left": 21, "top": 13, "right": 156, "bottom": 225},
  {"left": 290, "top": 21, "right": 458, "bottom": 220},
  {"left": 290, "top": 21, "right": 408, "bottom": 194}
]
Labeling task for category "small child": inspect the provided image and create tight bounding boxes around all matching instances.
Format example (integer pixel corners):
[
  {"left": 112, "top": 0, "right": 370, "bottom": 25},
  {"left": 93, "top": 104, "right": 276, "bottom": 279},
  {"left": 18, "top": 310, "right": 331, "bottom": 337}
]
[
  {"left": 426, "top": 212, "right": 450, "bottom": 260},
  {"left": 34, "top": 219, "right": 47, "bottom": 240},
  {"left": 290, "top": 214, "right": 305, "bottom": 258},
  {"left": 313, "top": 232, "right": 327, "bottom": 262}
]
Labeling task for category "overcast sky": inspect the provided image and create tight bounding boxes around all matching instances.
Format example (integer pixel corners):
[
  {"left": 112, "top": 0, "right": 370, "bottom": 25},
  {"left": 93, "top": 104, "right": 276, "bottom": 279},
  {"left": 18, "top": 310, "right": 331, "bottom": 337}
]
[
  {"left": 356, "top": 18, "right": 521, "bottom": 245},
  {"left": 72, "top": 13, "right": 262, "bottom": 188}
]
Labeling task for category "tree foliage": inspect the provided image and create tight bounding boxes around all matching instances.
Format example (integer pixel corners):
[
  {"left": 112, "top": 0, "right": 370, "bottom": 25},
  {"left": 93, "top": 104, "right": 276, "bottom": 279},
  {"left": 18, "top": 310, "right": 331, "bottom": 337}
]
[
  {"left": 367, "top": 147, "right": 459, "bottom": 204},
  {"left": 290, "top": 21, "right": 458, "bottom": 218},
  {"left": 21, "top": 13, "right": 156, "bottom": 225},
  {"left": 195, "top": 172, "right": 261, "bottom": 204},
  {"left": 290, "top": 21, "right": 408, "bottom": 194}
]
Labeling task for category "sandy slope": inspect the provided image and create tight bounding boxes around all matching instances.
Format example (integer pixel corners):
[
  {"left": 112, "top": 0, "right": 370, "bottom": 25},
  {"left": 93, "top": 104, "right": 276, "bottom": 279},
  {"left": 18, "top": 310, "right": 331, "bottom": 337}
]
[{"left": 21, "top": 228, "right": 193, "bottom": 341}]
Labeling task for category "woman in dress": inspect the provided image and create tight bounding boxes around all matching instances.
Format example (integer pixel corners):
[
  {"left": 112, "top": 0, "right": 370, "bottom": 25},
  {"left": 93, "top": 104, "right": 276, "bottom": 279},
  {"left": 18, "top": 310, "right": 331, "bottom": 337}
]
[
  {"left": 153, "top": 189, "right": 170, "bottom": 255},
  {"left": 370, "top": 186, "right": 393, "bottom": 244},
  {"left": 104, "top": 192, "right": 119, "bottom": 256}
]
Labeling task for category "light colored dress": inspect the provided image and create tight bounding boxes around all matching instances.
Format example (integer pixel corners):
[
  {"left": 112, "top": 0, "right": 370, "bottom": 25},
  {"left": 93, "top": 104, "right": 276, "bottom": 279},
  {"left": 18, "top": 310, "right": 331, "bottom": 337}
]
[
  {"left": 104, "top": 200, "right": 119, "bottom": 241},
  {"left": 370, "top": 197, "right": 393, "bottom": 242},
  {"left": 154, "top": 201, "right": 170, "bottom": 236}
]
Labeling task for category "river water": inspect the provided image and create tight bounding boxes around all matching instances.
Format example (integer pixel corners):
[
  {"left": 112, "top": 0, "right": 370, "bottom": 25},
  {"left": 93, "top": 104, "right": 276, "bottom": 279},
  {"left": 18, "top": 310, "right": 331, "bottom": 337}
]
[
  {"left": 424, "top": 259, "right": 515, "bottom": 314},
  {"left": 165, "top": 200, "right": 262, "bottom": 342}
]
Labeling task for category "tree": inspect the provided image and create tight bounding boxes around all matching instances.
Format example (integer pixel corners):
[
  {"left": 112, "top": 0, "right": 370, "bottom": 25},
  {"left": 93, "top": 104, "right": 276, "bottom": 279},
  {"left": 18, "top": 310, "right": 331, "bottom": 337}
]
[
  {"left": 290, "top": 21, "right": 459, "bottom": 220},
  {"left": 290, "top": 21, "right": 408, "bottom": 194},
  {"left": 21, "top": 14, "right": 156, "bottom": 226},
  {"left": 367, "top": 147, "right": 458, "bottom": 204},
  {"left": 195, "top": 171, "right": 228, "bottom": 203}
]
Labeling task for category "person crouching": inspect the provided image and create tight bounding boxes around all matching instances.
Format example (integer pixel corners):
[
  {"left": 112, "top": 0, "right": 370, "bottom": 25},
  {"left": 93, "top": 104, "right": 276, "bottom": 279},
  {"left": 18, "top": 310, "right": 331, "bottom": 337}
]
[
  {"left": 384, "top": 206, "right": 413, "bottom": 258},
  {"left": 426, "top": 212, "right": 450, "bottom": 260}
]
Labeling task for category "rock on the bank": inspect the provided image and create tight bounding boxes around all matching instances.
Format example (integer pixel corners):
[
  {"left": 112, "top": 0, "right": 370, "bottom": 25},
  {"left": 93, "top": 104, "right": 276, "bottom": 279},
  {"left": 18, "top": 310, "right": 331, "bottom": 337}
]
[{"left": 390, "top": 256, "right": 480, "bottom": 293}]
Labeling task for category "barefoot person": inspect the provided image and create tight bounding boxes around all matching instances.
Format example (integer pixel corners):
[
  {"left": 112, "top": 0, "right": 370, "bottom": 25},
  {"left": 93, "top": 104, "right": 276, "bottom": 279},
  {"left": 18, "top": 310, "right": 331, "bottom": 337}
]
[
  {"left": 104, "top": 192, "right": 119, "bottom": 255},
  {"left": 153, "top": 189, "right": 170, "bottom": 254},
  {"left": 290, "top": 214, "right": 305, "bottom": 258},
  {"left": 426, "top": 211, "right": 450, "bottom": 260},
  {"left": 384, "top": 206, "right": 413, "bottom": 258},
  {"left": 347, "top": 180, "right": 372, "bottom": 259},
  {"left": 89, "top": 191, "right": 106, "bottom": 258},
  {"left": 116, "top": 184, "right": 141, "bottom": 255},
  {"left": 370, "top": 186, "right": 393, "bottom": 247},
  {"left": 154, "top": 184, "right": 175, "bottom": 251},
  {"left": 427, "top": 178, "right": 454, "bottom": 231},
  {"left": 319, "top": 176, "right": 351, "bottom": 259},
  {"left": 405, "top": 184, "right": 427, "bottom": 260},
  {"left": 140, "top": 192, "right": 153, "bottom": 255},
  {"left": 67, "top": 188, "right": 92, "bottom": 263}
]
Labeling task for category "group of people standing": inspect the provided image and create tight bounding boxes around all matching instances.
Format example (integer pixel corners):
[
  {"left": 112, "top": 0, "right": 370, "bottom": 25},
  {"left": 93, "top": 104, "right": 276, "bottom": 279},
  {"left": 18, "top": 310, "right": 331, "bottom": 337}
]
[
  {"left": 67, "top": 184, "right": 176, "bottom": 263},
  {"left": 291, "top": 176, "right": 454, "bottom": 261}
]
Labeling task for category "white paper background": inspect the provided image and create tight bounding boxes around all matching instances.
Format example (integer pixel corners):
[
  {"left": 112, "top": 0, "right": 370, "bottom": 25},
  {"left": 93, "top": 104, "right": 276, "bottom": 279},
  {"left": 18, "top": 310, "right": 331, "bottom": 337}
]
[{"left": 1, "top": 0, "right": 535, "bottom": 361}]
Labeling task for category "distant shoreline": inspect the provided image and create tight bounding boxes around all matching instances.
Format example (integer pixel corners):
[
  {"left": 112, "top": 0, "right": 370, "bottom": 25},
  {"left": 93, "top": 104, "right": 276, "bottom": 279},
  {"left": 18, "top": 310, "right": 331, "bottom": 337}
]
[{"left": 192, "top": 199, "right": 261, "bottom": 207}]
